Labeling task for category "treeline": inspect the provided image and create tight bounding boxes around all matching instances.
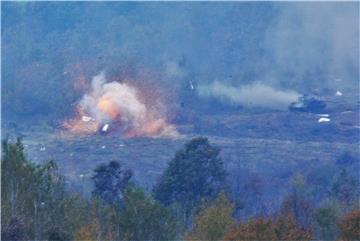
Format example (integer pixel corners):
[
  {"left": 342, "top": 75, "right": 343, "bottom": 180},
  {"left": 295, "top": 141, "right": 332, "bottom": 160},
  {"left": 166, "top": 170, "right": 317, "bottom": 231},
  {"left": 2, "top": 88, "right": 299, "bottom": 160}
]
[{"left": 1, "top": 137, "right": 359, "bottom": 240}]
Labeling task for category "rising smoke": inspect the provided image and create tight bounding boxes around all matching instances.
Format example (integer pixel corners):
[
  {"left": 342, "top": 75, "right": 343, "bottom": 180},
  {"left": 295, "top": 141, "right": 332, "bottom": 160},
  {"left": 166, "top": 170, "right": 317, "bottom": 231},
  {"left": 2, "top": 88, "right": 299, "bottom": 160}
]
[
  {"left": 262, "top": 2, "right": 358, "bottom": 90},
  {"left": 196, "top": 2, "right": 358, "bottom": 107},
  {"left": 198, "top": 82, "right": 300, "bottom": 110},
  {"left": 64, "top": 73, "right": 178, "bottom": 138},
  {"left": 2, "top": 2, "right": 358, "bottom": 119}
]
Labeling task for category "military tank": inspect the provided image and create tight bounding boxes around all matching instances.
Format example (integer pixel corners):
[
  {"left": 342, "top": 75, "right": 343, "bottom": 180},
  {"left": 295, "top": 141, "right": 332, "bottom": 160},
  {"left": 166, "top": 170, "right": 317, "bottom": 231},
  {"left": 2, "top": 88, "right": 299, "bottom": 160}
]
[{"left": 289, "top": 95, "right": 326, "bottom": 113}]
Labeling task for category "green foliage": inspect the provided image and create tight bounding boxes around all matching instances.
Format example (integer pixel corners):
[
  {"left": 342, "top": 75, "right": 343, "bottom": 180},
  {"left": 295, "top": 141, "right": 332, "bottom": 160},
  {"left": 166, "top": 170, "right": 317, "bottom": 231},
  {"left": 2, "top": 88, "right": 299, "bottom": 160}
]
[
  {"left": 119, "top": 186, "right": 179, "bottom": 241},
  {"left": 280, "top": 174, "right": 313, "bottom": 229},
  {"left": 331, "top": 169, "right": 358, "bottom": 207},
  {"left": 313, "top": 200, "right": 340, "bottom": 240},
  {"left": 92, "top": 160, "right": 133, "bottom": 206},
  {"left": 1, "top": 216, "right": 26, "bottom": 241},
  {"left": 2, "top": 139, "right": 179, "bottom": 240},
  {"left": 61, "top": 194, "right": 92, "bottom": 238},
  {"left": 74, "top": 197, "right": 118, "bottom": 240},
  {"left": 154, "top": 137, "right": 227, "bottom": 225},
  {"left": 74, "top": 186, "right": 179, "bottom": 241},
  {"left": 185, "top": 191, "right": 236, "bottom": 241},
  {"left": 1, "top": 138, "right": 28, "bottom": 218},
  {"left": 1, "top": 139, "right": 88, "bottom": 240},
  {"left": 2, "top": 136, "right": 357, "bottom": 240}
]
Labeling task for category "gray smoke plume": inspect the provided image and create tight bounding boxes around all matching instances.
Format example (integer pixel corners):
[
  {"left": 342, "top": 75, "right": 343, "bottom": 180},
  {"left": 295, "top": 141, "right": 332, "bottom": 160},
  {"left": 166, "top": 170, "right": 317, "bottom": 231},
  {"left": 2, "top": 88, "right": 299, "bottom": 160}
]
[
  {"left": 64, "top": 73, "right": 178, "bottom": 138},
  {"left": 2, "top": 2, "right": 358, "bottom": 119},
  {"left": 262, "top": 2, "right": 358, "bottom": 90},
  {"left": 198, "top": 82, "right": 300, "bottom": 110}
]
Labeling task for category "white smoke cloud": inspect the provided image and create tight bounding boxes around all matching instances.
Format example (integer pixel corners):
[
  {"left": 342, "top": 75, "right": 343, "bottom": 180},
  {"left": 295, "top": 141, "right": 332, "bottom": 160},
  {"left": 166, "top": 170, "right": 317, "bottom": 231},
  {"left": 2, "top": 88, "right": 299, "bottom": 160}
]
[
  {"left": 263, "top": 2, "right": 358, "bottom": 89},
  {"left": 197, "top": 3, "right": 357, "bottom": 109},
  {"left": 198, "top": 81, "right": 300, "bottom": 110},
  {"left": 80, "top": 72, "right": 147, "bottom": 130},
  {"left": 64, "top": 72, "right": 178, "bottom": 138}
]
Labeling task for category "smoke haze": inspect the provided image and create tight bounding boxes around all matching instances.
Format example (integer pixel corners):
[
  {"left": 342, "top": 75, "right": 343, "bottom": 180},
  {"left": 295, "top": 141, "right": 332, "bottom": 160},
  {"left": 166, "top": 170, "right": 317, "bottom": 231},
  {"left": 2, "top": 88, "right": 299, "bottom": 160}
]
[
  {"left": 262, "top": 2, "right": 359, "bottom": 90},
  {"left": 64, "top": 73, "right": 178, "bottom": 138},
  {"left": 2, "top": 2, "right": 358, "bottom": 119},
  {"left": 199, "top": 82, "right": 300, "bottom": 110}
]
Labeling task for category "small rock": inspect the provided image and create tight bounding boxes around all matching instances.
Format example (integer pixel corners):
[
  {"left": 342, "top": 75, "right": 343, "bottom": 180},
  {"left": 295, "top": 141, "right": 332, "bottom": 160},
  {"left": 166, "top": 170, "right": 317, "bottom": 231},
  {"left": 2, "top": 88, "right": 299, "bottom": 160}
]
[
  {"left": 316, "top": 114, "right": 329, "bottom": 117},
  {"left": 335, "top": 90, "right": 343, "bottom": 96},
  {"left": 318, "top": 117, "right": 331, "bottom": 123},
  {"left": 102, "top": 124, "right": 109, "bottom": 132},
  {"left": 82, "top": 116, "right": 92, "bottom": 122}
]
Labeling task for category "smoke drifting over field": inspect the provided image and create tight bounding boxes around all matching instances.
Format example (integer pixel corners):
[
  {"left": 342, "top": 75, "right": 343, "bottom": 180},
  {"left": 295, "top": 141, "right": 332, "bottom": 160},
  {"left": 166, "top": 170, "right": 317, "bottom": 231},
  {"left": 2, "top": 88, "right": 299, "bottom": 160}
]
[
  {"left": 2, "top": 2, "right": 358, "bottom": 119},
  {"left": 199, "top": 82, "right": 300, "bottom": 110},
  {"left": 63, "top": 73, "right": 178, "bottom": 138},
  {"left": 262, "top": 2, "right": 359, "bottom": 89}
]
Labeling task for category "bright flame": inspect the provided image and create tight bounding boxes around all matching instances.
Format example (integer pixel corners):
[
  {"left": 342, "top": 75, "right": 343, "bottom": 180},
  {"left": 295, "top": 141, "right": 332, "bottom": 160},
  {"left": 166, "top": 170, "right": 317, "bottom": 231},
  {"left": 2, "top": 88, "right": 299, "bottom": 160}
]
[
  {"left": 97, "top": 97, "right": 120, "bottom": 119},
  {"left": 63, "top": 72, "right": 178, "bottom": 138}
]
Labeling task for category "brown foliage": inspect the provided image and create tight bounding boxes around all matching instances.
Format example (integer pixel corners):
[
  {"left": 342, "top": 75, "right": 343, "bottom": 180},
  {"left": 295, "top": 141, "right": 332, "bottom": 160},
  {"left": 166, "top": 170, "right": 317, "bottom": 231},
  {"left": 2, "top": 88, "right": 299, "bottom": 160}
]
[
  {"left": 224, "top": 215, "right": 312, "bottom": 241},
  {"left": 337, "top": 210, "right": 360, "bottom": 241}
]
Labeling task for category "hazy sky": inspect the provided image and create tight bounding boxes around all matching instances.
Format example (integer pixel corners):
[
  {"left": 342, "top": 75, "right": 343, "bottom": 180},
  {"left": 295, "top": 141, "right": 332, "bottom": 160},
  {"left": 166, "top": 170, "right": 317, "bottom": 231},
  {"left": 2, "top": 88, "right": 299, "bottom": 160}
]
[{"left": 2, "top": 2, "right": 359, "bottom": 116}]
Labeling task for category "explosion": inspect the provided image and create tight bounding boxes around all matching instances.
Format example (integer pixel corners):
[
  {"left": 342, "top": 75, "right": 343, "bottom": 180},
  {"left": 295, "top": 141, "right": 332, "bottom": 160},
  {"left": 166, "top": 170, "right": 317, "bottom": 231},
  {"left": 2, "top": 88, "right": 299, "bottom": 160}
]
[{"left": 63, "top": 72, "right": 178, "bottom": 138}]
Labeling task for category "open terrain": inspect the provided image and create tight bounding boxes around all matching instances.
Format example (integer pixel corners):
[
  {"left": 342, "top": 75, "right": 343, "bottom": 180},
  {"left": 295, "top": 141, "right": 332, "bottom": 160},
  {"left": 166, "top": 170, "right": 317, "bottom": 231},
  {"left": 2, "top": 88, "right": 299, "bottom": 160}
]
[{"left": 3, "top": 105, "right": 359, "bottom": 207}]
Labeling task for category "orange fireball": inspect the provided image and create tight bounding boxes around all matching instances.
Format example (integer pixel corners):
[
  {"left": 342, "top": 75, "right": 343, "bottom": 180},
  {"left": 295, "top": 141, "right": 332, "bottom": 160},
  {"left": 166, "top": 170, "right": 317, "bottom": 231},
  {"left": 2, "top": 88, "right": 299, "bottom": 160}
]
[
  {"left": 63, "top": 73, "right": 179, "bottom": 138},
  {"left": 97, "top": 97, "right": 120, "bottom": 119}
]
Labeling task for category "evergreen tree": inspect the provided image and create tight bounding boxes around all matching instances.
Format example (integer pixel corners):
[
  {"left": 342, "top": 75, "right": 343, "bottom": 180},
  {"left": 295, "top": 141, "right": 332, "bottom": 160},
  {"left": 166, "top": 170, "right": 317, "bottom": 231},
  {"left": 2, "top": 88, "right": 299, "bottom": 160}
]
[
  {"left": 280, "top": 174, "right": 313, "bottom": 229},
  {"left": 119, "top": 186, "right": 179, "bottom": 241},
  {"left": 313, "top": 201, "right": 340, "bottom": 240},
  {"left": 331, "top": 169, "right": 358, "bottom": 207},
  {"left": 92, "top": 161, "right": 133, "bottom": 206},
  {"left": 1, "top": 139, "right": 71, "bottom": 240},
  {"left": 154, "top": 137, "right": 227, "bottom": 225}
]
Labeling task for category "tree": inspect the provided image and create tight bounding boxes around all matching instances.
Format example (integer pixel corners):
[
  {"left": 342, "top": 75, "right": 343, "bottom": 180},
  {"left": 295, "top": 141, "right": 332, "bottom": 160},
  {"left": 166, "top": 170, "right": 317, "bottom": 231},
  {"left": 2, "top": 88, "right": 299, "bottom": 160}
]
[
  {"left": 313, "top": 201, "right": 340, "bottom": 240},
  {"left": 306, "top": 165, "right": 337, "bottom": 203},
  {"left": 119, "top": 186, "right": 179, "bottom": 241},
  {"left": 274, "top": 215, "right": 312, "bottom": 240},
  {"left": 74, "top": 196, "right": 120, "bottom": 241},
  {"left": 1, "top": 138, "right": 94, "bottom": 240},
  {"left": 92, "top": 160, "right": 133, "bottom": 206},
  {"left": 73, "top": 221, "right": 100, "bottom": 241},
  {"left": 280, "top": 174, "right": 313, "bottom": 229},
  {"left": 1, "top": 138, "right": 29, "bottom": 218},
  {"left": 235, "top": 171, "right": 265, "bottom": 218},
  {"left": 1, "top": 138, "right": 71, "bottom": 240},
  {"left": 154, "top": 137, "right": 227, "bottom": 225},
  {"left": 331, "top": 169, "right": 358, "bottom": 207},
  {"left": 337, "top": 209, "right": 360, "bottom": 240},
  {"left": 224, "top": 215, "right": 312, "bottom": 241},
  {"left": 73, "top": 199, "right": 103, "bottom": 241},
  {"left": 1, "top": 216, "right": 25, "bottom": 241},
  {"left": 224, "top": 217, "right": 276, "bottom": 240},
  {"left": 61, "top": 194, "right": 92, "bottom": 239},
  {"left": 185, "top": 191, "right": 236, "bottom": 241}
]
